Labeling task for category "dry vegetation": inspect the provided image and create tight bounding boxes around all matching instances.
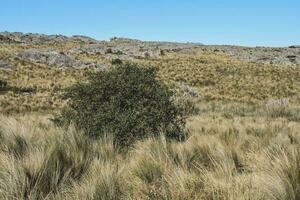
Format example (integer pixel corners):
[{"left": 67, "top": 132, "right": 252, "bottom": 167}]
[
  {"left": 138, "top": 53, "right": 300, "bottom": 103},
  {"left": 1, "top": 103, "right": 300, "bottom": 199},
  {"left": 1, "top": 42, "right": 300, "bottom": 199},
  {"left": 1, "top": 48, "right": 300, "bottom": 113}
]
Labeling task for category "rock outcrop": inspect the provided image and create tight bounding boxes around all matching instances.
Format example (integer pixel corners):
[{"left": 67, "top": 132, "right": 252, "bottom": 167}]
[
  {"left": 1, "top": 32, "right": 300, "bottom": 65},
  {"left": 204, "top": 45, "right": 300, "bottom": 65},
  {"left": 0, "top": 32, "right": 98, "bottom": 45},
  {"left": 70, "top": 38, "right": 202, "bottom": 59},
  {"left": 18, "top": 50, "right": 105, "bottom": 69},
  {"left": 0, "top": 61, "right": 14, "bottom": 70}
]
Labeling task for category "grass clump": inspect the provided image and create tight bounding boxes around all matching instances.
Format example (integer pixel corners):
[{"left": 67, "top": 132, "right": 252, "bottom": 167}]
[
  {"left": 54, "top": 63, "right": 186, "bottom": 149},
  {"left": 0, "top": 115, "right": 93, "bottom": 199},
  {"left": 265, "top": 98, "right": 300, "bottom": 121}
]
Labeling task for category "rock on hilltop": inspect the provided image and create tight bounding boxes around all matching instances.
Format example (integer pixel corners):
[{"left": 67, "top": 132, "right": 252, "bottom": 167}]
[
  {"left": 0, "top": 31, "right": 97, "bottom": 45},
  {"left": 0, "top": 31, "right": 300, "bottom": 66}
]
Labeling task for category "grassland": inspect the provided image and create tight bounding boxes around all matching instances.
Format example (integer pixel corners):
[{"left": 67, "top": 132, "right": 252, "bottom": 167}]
[
  {"left": 1, "top": 102, "right": 300, "bottom": 199},
  {"left": 1, "top": 41, "right": 300, "bottom": 199},
  {"left": 1, "top": 48, "right": 300, "bottom": 113}
]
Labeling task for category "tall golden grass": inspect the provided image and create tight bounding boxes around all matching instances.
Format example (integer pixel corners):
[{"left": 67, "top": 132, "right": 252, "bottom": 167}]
[
  {"left": 1, "top": 103, "right": 300, "bottom": 199},
  {"left": 1, "top": 42, "right": 300, "bottom": 199}
]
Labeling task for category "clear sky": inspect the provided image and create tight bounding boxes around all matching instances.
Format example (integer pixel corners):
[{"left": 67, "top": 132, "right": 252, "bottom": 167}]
[{"left": 0, "top": 0, "right": 299, "bottom": 47}]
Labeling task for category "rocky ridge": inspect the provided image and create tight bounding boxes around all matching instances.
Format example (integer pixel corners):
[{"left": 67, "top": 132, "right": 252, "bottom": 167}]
[{"left": 1, "top": 32, "right": 300, "bottom": 68}]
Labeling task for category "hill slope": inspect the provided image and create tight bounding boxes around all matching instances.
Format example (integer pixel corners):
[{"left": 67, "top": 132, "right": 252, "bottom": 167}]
[{"left": 0, "top": 32, "right": 300, "bottom": 113}]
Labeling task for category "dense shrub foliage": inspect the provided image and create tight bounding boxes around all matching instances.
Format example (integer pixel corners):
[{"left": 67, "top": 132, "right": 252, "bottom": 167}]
[{"left": 54, "top": 63, "right": 186, "bottom": 148}]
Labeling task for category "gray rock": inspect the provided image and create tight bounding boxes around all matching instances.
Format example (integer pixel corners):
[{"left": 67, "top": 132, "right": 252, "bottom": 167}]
[
  {"left": 0, "top": 61, "right": 14, "bottom": 70},
  {"left": 70, "top": 38, "right": 299, "bottom": 64},
  {"left": 2, "top": 31, "right": 300, "bottom": 65},
  {"left": 70, "top": 39, "right": 202, "bottom": 59},
  {"left": 202, "top": 45, "right": 300, "bottom": 65},
  {"left": 0, "top": 32, "right": 100, "bottom": 45},
  {"left": 18, "top": 50, "right": 105, "bottom": 69},
  {"left": 0, "top": 32, "right": 70, "bottom": 44}
]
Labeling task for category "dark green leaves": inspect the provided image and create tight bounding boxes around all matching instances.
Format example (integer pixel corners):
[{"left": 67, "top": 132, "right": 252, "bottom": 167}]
[{"left": 54, "top": 63, "right": 186, "bottom": 149}]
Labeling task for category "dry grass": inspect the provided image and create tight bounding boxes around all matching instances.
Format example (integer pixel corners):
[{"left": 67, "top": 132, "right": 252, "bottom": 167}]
[
  {"left": 1, "top": 43, "right": 300, "bottom": 113},
  {"left": 0, "top": 43, "right": 101, "bottom": 113},
  {"left": 0, "top": 103, "right": 300, "bottom": 200},
  {"left": 1, "top": 42, "right": 300, "bottom": 199},
  {"left": 137, "top": 53, "right": 300, "bottom": 103}
]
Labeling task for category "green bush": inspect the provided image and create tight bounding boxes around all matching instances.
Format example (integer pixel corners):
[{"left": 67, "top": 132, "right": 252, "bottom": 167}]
[{"left": 53, "top": 63, "right": 186, "bottom": 148}]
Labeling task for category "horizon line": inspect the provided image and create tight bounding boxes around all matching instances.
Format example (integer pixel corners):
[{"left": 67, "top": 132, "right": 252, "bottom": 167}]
[{"left": 1, "top": 30, "right": 298, "bottom": 48}]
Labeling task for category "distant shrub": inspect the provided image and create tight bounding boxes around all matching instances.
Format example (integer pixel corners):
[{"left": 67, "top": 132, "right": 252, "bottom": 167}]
[
  {"left": 53, "top": 63, "right": 186, "bottom": 148},
  {"left": 0, "top": 79, "right": 8, "bottom": 91},
  {"left": 115, "top": 50, "right": 123, "bottom": 55},
  {"left": 105, "top": 48, "right": 113, "bottom": 54},
  {"left": 111, "top": 58, "right": 123, "bottom": 65},
  {"left": 17, "top": 86, "right": 36, "bottom": 94},
  {"left": 144, "top": 52, "right": 150, "bottom": 58},
  {"left": 110, "top": 37, "right": 117, "bottom": 41}
]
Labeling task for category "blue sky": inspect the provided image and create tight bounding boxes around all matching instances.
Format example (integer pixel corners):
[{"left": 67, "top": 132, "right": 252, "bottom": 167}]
[{"left": 0, "top": 0, "right": 299, "bottom": 46}]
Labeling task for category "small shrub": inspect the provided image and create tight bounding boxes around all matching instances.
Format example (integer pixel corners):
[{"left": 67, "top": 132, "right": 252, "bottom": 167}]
[
  {"left": 115, "top": 50, "right": 123, "bottom": 55},
  {"left": 17, "top": 86, "right": 36, "bottom": 94},
  {"left": 53, "top": 63, "right": 186, "bottom": 148},
  {"left": 144, "top": 52, "right": 150, "bottom": 58},
  {"left": 105, "top": 48, "right": 113, "bottom": 54},
  {"left": 0, "top": 79, "right": 8, "bottom": 91},
  {"left": 111, "top": 58, "right": 123, "bottom": 65}
]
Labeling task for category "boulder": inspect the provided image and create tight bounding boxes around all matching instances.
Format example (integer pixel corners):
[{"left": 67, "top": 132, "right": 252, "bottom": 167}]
[{"left": 0, "top": 61, "right": 14, "bottom": 70}]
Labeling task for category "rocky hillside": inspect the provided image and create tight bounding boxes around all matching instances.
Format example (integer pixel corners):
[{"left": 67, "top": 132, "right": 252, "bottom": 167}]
[
  {"left": 1, "top": 31, "right": 300, "bottom": 113},
  {"left": 1, "top": 31, "right": 300, "bottom": 67}
]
